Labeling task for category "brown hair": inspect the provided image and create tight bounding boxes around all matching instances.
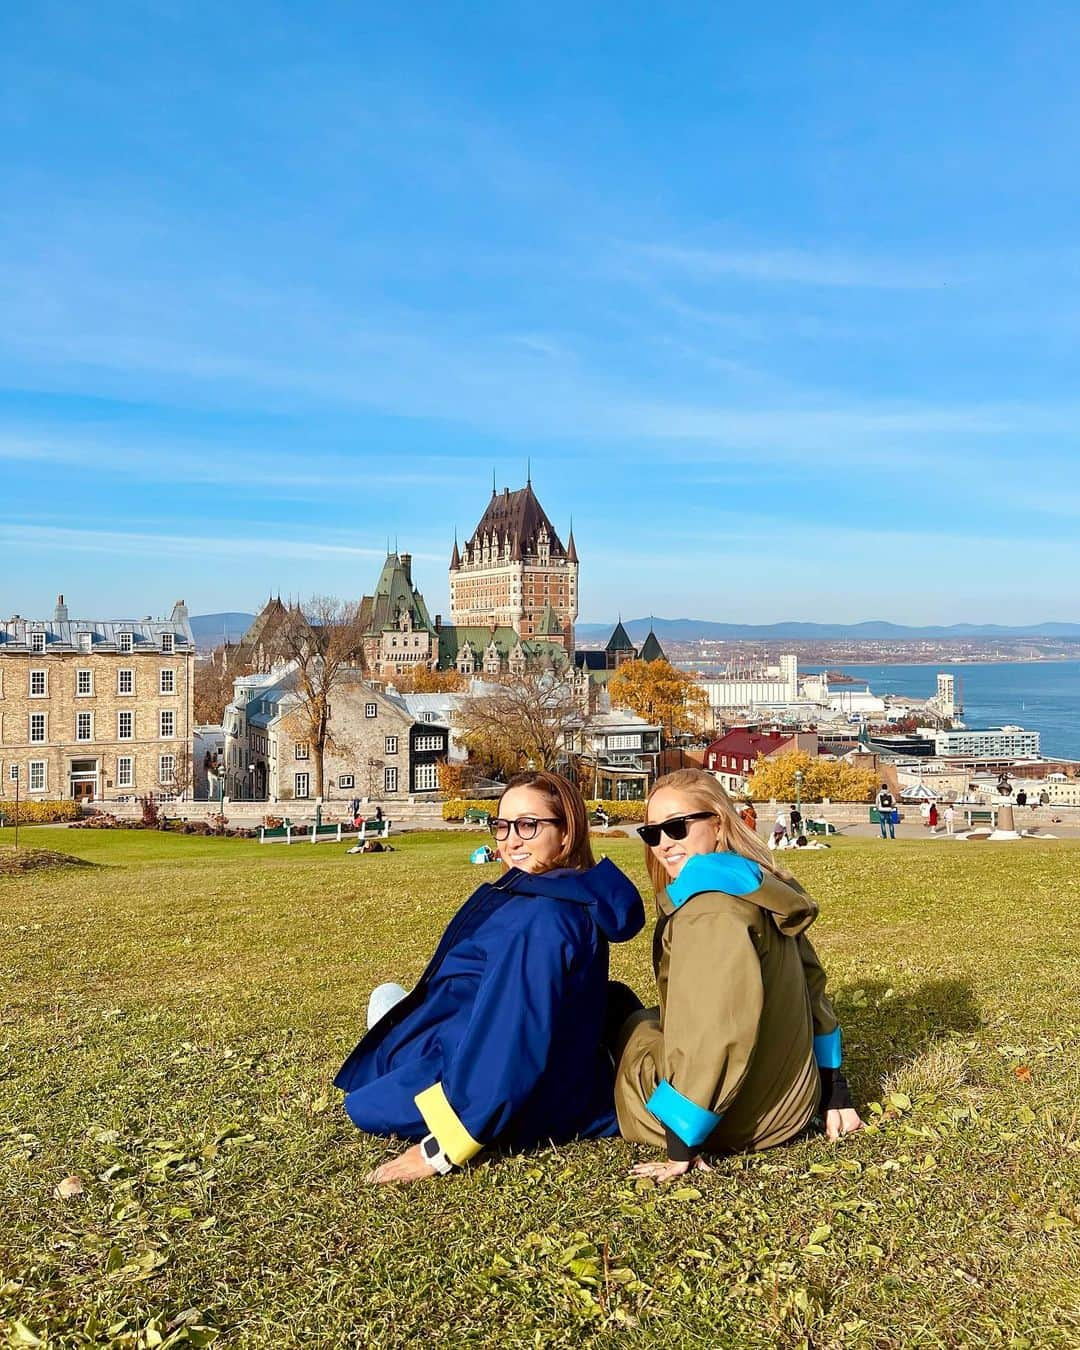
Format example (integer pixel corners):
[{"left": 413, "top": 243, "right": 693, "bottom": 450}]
[
  {"left": 643, "top": 768, "right": 791, "bottom": 895},
  {"left": 498, "top": 770, "right": 595, "bottom": 873}
]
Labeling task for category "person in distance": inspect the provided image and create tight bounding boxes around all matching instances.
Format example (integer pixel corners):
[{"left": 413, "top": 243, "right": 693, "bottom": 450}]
[{"left": 334, "top": 770, "right": 645, "bottom": 1183}]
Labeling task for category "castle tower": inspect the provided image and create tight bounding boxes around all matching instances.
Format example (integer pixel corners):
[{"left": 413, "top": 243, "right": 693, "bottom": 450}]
[{"left": 449, "top": 480, "right": 578, "bottom": 648}]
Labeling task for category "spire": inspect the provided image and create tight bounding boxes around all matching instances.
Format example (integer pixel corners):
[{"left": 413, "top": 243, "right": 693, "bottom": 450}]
[
  {"left": 567, "top": 515, "right": 578, "bottom": 563},
  {"left": 450, "top": 532, "right": 461, "bottom": 570},
  {"left": 492, "top": 468, "right": 497, "bottom": 495},
  {"left": 526, "top": 457, "right": 531, "bottom": 485}
]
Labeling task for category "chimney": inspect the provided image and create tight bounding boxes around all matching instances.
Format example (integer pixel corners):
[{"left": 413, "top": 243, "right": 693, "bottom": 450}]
[
  {"left": 434, "top": 614, "right": 442, "bottom": 631},
  {"left": 171, "top": 599, "right": 189, "bottom": 622},
  {"left": 400, "top": 553, "right": 412, "bottom": 583},
  {"left": 54, "top": 593, "right": 69, "bottom": 622}
]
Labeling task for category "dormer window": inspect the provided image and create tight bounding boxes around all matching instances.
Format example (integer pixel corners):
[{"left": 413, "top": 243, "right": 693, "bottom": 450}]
[
  {"left": 161, "top": 632, "right": 175, "bottom": 654},
  {"left": 119, "top": 632, "right": 133, "bottom": 653},
  {"left": 78, "top": 632, "right": 92, "bottom": 653},
  {"left": 31, "top": 631, "right": 45, "bottom": 654}
]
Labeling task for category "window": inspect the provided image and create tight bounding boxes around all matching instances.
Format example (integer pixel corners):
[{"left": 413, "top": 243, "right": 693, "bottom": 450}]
[
  {"left": 365, "top": 703, "right": 378, "bottom": 719},
  {"left": 384, "top": 736, "right": 398, "bottom": 755},
  {"left": 295, "top": 742, "right": 310, "bottom": 760},
  {"left": 118, "top": 632, "right": 133, "bottom": 653},
  {"left": 413, "top": 763, "right": 439, "bottom": 791},
  {"left": 117, "top": 710, "right": 133, "bottom": 740},
  {"left": 607, "top": 733, "right": 642, "bottom": 751},
  {"left": 117, "top": 756, "right": 134, "bottom": 788},
  {"left": 29, "top": 669, "right": 47, "bottom": 697},
  {"left": 159, "top": 710, "right": 175, "bottom": 738},
  {"left": 118, "top": 669, "right": 134, "bottom": 695},
  {"left": 78, "top": 632, "right": 92, "bottom": 653},
  {"left": 159, "top": 754, "right": 176, "bottom": 784},
  {"left": 29, "top": 761, "right": 46, "bottom": 792},
  {"left": 383, "top": 766, "right": 398, "bottom": 793},
  {"left": 29, "top": 713, "right": 46, "bottom": 744},
  {"left": 161, "top": 632, "right": 175, "bottom": 654},
  {"left": 421, "top": 711, "right": 439, "bottom": 723},
  {"left": 76, "top": 711, "right": 92, "bottom": 742},
  {"left": 31, "top": 631, "right": 45, "bottom": 653},
  {"left": 414, "top": 734, "right": 444, "bottom": 752},
  {"left": 338, "top": 774, "right": 355, "bottom": 790},
  {"left": 9, "top": 764, "right": 19, "bottom": 782},
  {"left": 294, "top": 772, "right": 311, "bottom": 798},
  {"left": 77, "top": 669, "right": 93, "bottom": 696},
  {"left": 159, "top": 668, "right": 175, "bottom": 695}
]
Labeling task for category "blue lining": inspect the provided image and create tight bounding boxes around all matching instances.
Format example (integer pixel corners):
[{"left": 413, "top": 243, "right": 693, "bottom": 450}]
[
  {"left": 814, "top": 1027, "right": 842, "bottom": 1069},
  {"left": 646, "top": 1079, "right": 723, "bottom": 1148},
  {"left": 666, "top": 852, "right": 763, "bottom": 908}
]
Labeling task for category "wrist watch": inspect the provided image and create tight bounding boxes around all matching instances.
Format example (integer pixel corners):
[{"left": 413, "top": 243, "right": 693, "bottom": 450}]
[{"left": 420, "top": 1133, "right": 454, "bottom": 1175}]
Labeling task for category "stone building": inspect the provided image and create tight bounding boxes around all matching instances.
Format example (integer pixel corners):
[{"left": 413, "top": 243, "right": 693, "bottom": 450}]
[
  {"left": 448, "top": 478, "right": 578, "bottom": 647},
  {"left": 0, "top": 596, "right": 196, "bottom": 803},
  {"left": 573, "top": 620, "right": 668, "bottom": 686},
  {"left": 223, "top": 662, "right": 448, "bottom": 803}
]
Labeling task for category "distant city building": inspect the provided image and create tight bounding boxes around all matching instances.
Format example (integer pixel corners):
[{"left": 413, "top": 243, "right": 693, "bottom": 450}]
[
  {"left": 932, "top": 726, "right": 1041, "bottom": 760},
  {"left": 0, "top": 597, "right": 195, "bottom": 802},
  {"left": 702, "top": 654, "right": 799, "bottom": 714},
  {"left": 703, "top": 727, "right": 819, "bottom": 796},
  {"left": 359, "top": 552, "right": 440, "bottom": 678},
  {"left": 569, "top": 708, "right": 662, "bottom": 800}
]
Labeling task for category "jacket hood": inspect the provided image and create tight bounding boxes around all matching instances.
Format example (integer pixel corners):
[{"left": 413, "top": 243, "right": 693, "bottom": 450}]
[
  {"left": 504, "top": 857, "right": 645, "bottom": 943},
  {"left": 665, "top": 852, "right": 817, "bottom": 938}
]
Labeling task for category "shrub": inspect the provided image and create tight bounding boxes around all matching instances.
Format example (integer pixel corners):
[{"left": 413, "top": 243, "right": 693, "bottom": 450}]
[
  {"left": 585, "top": 799, "right": 647, "bottom": 822},
  {"left": 140, "top": 793, "right": 160, "bottom": 827},
  {"left": 0, "top": 799, "right": 82, "bottom": 825},
  {"left": 442, "top": 798, "right": 498, "bottom": 821}
]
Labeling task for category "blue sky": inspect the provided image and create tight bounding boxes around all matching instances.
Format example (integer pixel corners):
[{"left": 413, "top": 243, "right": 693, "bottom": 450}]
[{"left": 3, "top": 1, "right": 1079, "bottom": 625}]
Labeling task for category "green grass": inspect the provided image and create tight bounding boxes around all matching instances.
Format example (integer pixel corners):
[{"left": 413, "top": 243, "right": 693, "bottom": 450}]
[{"left": 1, "top": 826, "right": 1078, "bottom": 1348}]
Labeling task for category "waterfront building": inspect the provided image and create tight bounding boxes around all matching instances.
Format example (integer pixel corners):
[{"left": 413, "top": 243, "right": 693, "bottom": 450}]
[
  {"left": 702, "top": 654, "right": 799, "bottom": 716},
  {"left": 932, "top": 726, "right": 1040, "bottom": 761},
  {"left": 0, "top": 597, "right": 195, "bottom": 803},
  {"left": 222, "top": 663, "right": 447, "bottom": 803}
]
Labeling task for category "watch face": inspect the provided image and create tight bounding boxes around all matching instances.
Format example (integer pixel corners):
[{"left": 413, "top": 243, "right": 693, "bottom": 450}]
[{"left": 422, "top": 1136, "right": 440, "bottom": 1160}]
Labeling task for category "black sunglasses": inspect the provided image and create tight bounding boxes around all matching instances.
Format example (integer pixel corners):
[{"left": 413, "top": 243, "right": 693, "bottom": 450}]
[
  {"left": 489, "top": 815, "right": 561, "bottom": 841},
  {"left": 636, "top": 811, "right": 717, "bottom": 847}
]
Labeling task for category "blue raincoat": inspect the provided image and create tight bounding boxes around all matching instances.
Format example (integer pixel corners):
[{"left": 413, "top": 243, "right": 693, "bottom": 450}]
[{"left": 334, "top": 858, "right": 645, "bottom": 1164}]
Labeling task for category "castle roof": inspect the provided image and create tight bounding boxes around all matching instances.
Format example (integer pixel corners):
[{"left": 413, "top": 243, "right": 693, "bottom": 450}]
[
  {"left": 605, "top": 620, "right": 635, "bottom": 653},
  {"left": 536, "top": 604, "right": 564, "bottom": 637},
  {"left": 362, "top": 553, "right": 435, "bottom": 635},
  {"left": 466, "top": 483, "right": 568, "bottom": 559},
  {"left": 639, "top": 628, "right": 667, "bottom": 662}
]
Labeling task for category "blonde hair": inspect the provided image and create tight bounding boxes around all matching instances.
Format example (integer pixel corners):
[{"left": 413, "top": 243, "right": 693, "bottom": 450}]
[{"left": 643, "top": 768, "right": 792, "bottom": 895}]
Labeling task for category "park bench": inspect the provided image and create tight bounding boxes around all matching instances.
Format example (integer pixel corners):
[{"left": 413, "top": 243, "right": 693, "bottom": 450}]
[
  {"left": 869, "top": 808, "right": 903, "bottom": 824},
  {"left": 805, "top": 818, "right": 836, "bottom": 836},
  {"left": 463, "top": 807, "right": 491, "bottom": 826},
  {"left": 963, "top": 808, "right": 996, "bottom": 827},
  {"left": 259, "top": 817, "right": 392, "bottom": 845}
]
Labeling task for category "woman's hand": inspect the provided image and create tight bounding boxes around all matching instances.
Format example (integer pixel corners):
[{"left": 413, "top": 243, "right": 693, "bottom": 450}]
[
  {"left": 630, "top": 1156, "right": 713, "bottom": 1184},
  {"left": 825, "top": 1107, "right": 863, "bottom": 1141},
  {"left": 366, "top": 1143, "right": 439, "bottom": 1185}
]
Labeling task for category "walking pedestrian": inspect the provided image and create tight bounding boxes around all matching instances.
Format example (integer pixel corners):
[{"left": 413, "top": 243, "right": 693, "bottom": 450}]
[{"left": 944, "top": 803, "right": 956, "bottom": 836}]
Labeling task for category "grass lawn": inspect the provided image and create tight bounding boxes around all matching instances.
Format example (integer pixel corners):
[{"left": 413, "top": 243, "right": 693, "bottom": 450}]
[{"left": 1, "top": 826, "right": 1078, "bottom": 1348}]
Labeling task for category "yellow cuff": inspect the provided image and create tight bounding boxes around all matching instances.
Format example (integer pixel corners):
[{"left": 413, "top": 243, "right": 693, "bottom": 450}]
[{"left": 413, "top": 1082, "right": 483, "bottom": 1165}]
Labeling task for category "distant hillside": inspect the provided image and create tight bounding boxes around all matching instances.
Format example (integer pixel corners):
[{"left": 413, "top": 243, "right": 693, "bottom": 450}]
[
  {"left": 190, "top": 612, "right": 255, "bottom": 648},
  {"left": 576, "top": 618, "right": 1080, "bottom": 643}
]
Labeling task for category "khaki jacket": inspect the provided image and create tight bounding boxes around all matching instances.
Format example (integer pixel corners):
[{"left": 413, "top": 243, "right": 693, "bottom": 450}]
[{"left": 615, "top": 856, "right": 840, "bottom": 1158}]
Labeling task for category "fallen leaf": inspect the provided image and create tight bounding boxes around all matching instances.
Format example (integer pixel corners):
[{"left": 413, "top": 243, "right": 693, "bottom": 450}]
[
  {"left": 1014, "top": 1065, "right": 1032, "bottom": 1082},
  {"left": 55, "top": 1174, "right": 85, "bottom": 1199}
]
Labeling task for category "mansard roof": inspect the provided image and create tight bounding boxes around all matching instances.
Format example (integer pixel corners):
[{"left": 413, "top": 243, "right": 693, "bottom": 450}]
[
  {"left": 466, "top": 483, "right": 568, "bottom": 559},
  {"left": 536, "top": 604, "right": 564, "bottom": 637},
  {"left": 437, "top": 623, "right": 570, "bottom": 669},
  {"left": 362, "top": 553, "right": 435, "bottom": 635},
  {"left": 0, "top": 610, "right": 194, "bottom": 653}
]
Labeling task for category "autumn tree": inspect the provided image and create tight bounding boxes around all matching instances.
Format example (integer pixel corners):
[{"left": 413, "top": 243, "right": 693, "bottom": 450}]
[
  {"left": 278, "top": 595, "right": 368, "bottom": 799},
  {"left": 387, "top": 667, "right": 466, "bottom": 694},
  {"left": 607, "top": 659, "right": 709, "bottom": 742},
  {"left": 457, "top": 668, "right": 589, "bottom": 778},
  {"left": 746, "top": 750, "right": 878, "bottom": 804},
  {"left": 193, "top": 650, "right": 240, "bottom": 725}
]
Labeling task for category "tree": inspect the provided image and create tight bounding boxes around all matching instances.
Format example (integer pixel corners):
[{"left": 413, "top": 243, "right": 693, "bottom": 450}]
[
  {"left": 170, "top": 749, "right": 195, "bottom": 801},
  {"left": 278, "top": 595, "right": 368, "bottom": 799},
  {"left": 607, "top": 659, "right": 709, "bottom": 742},
  {"left": 456, "top": 668, "right": 589, "bottom": 778},
  {"left": 387, "top": 667, "right": 466, "bottom": 693},
  {"left": 193, "top": 650, "right": 240, "bottom": 725},
  {"left": 746, "top": 750, "right": 878, "bottom": 804}
]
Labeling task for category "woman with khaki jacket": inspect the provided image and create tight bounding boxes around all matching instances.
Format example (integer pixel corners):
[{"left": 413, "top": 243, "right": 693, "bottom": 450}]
[{"left": 613, "top": 769, "right": 862, "bottom": 1182}]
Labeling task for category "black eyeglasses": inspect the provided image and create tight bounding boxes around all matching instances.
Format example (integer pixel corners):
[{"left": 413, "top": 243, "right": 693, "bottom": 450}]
[
  {"left": 489, "top": 816, "right": 562, "bottom": 841},
  {"left": 636, "top": 812, "right": 717, "bottom": 847}
]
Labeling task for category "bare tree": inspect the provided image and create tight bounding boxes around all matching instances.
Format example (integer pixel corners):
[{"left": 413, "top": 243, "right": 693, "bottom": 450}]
[
  {"left": 278, "top": 595, "right": 367, "bottom": 799},
  {"left": 457, "top": 668, "right": 592, "bottom": 778}
]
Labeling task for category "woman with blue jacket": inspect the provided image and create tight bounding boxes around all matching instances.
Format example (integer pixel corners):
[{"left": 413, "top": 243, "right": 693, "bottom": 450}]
[{"left": 335, "top": 770, "right": 645, "bottom": 1184}]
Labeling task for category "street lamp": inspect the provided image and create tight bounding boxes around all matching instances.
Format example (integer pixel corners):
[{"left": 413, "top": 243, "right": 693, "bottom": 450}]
[
  {"left": 794, "top": 768, "right": 804, "bottom": 820},
  {"left": 248, "top": 763, "right": 256, "bottom": 801}
]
